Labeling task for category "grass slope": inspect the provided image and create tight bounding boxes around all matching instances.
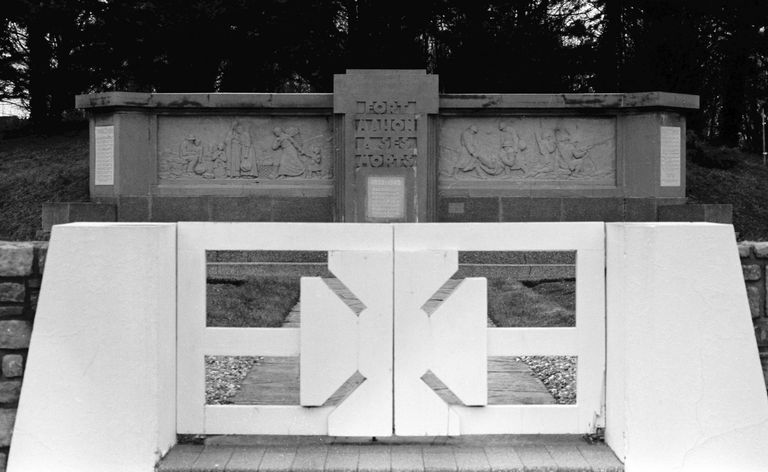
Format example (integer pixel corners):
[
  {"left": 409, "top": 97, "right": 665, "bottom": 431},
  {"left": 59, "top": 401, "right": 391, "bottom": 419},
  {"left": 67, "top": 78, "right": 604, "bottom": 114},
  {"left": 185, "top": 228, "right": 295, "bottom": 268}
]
[
  {"left": 0, "top": 126, "right": 89, "bottom": 240},
  {"left": 687, "top": 148, "right": 768, "bottom": 240}
]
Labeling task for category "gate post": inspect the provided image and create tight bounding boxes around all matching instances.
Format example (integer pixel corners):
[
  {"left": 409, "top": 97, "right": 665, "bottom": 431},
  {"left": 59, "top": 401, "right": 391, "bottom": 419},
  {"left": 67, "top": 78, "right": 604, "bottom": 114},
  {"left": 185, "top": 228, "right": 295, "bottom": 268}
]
[
  {"left": 8, "top": 223, "right": 177, "bottom": 472},
  {"left": 606, "top": 223, "right": 768, "bottom": 470}
]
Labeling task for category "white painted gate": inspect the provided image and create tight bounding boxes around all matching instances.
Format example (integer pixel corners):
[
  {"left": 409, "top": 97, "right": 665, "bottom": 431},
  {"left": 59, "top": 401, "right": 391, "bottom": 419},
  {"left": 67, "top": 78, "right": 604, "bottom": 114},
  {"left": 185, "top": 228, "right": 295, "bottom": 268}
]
[
  {"left": 393, "top": 223, "right": 605, "bottom": 435},
  {"left": 176, "top": 222, "right": 605, "bottom": 436}
]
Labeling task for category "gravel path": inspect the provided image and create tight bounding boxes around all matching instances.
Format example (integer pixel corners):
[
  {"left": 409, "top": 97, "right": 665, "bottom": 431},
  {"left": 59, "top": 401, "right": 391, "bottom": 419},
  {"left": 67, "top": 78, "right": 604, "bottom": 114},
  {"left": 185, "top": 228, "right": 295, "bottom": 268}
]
[
  {"left": 518, "top": 355, "right": 577, "bottom": 404},
  {"left": 206, "top": 356, "right": 259, "bottom": 405}
]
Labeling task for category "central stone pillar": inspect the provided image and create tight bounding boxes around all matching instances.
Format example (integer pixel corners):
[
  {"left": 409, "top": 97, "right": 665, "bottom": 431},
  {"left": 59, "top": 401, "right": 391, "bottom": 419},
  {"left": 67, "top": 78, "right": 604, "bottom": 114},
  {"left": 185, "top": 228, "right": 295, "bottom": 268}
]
[{"left": 334, "top": 70, "right": 439, "bottom": 222}]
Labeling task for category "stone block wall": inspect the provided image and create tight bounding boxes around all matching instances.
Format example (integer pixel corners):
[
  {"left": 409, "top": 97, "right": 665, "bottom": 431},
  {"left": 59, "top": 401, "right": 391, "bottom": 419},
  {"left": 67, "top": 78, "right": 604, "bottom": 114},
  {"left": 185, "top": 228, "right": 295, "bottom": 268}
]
[
  {"left": 0, "top": 242, "right": 46, "bottom": 471},
  {"left": 738, "top": 241, "right": 768, "bottom": 388}
]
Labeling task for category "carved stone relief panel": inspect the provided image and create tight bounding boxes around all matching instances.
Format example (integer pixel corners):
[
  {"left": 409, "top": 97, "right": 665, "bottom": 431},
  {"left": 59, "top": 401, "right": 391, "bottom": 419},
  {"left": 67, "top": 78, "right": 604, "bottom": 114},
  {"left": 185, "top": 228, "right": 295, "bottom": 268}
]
[
  {"left": 439, "top": 117, "right": 616, "bottom": 184},
  {"left": 157, "top": 116, "right": 333, "bottom": 182}
]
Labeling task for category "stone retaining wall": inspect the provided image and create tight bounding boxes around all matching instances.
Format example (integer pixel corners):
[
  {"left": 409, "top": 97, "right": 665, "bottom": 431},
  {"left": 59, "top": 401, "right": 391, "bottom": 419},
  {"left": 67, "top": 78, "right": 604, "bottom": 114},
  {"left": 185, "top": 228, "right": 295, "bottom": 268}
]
[
  {"left": 0, "top": 242, "right": 46, "bottom": 471},
  {"left": 738, "top": 241, "right": 768, "bottom": 386}
]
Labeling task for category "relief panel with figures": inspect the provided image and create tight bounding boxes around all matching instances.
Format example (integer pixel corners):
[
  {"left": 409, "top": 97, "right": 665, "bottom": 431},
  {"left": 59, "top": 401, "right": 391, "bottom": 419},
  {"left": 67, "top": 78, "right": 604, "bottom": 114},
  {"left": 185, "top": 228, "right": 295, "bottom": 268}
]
[
  {"left": 157, "top": 116, "right": 333, "bottom": 182},
  {"left": 439, "top": 117, "right": 616, "bottom": 184}
]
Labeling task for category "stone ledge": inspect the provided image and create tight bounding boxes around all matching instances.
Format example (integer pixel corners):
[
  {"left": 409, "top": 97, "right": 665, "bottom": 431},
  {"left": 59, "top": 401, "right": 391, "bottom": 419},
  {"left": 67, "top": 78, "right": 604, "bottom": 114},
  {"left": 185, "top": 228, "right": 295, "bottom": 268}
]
[
  {"left": 657, "top": 204, "right": 733, "bottom": 223},
  {"left": 41, "top": 202, "right": 117, "bottom": 232},
  {"left": 439, "top": 91, "right": 699, "bottom": 110},
  {"left": 76, "top": 92, "right": 335, "bottom": 110}
]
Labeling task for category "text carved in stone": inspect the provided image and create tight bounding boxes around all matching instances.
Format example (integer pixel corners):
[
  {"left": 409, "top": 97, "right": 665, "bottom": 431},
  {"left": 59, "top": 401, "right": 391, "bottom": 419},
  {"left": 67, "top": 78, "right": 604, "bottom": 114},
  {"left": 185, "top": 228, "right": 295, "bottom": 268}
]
[{"left": 354, "top": 100, "right": 417, "bottom": 169}]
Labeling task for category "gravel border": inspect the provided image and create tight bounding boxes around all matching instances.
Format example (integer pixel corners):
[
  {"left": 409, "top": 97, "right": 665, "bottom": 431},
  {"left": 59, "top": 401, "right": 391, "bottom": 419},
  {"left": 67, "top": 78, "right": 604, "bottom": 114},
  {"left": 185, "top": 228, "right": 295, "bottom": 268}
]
[
  {"left": 205, "top": 356, "right": 258, "bottom": 404},
  {"left": 518, "top": 355, "right": 577, "bottom": 404}
]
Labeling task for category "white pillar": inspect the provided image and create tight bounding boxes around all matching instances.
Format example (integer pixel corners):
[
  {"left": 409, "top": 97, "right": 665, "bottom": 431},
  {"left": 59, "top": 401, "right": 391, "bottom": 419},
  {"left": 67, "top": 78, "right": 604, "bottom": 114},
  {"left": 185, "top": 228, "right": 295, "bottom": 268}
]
[
  {"left": 8, "top": 223, "right": 177, "bottom": 472},
  {"left": 606, "top": 223, "right": 768, "bottom": 471}
]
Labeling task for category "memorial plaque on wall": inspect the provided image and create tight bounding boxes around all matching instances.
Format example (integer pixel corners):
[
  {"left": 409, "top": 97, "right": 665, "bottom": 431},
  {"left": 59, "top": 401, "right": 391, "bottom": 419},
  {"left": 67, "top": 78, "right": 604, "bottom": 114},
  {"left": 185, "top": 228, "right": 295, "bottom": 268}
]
[
  {"left": 94, "top": 125, "right": 115, "bottom": 186},
  {"left": 334, "top": 70, "right": 439, "bottom": 222},
  {"left": 660, "top": 126, "right": 681, "bottom": 187}
]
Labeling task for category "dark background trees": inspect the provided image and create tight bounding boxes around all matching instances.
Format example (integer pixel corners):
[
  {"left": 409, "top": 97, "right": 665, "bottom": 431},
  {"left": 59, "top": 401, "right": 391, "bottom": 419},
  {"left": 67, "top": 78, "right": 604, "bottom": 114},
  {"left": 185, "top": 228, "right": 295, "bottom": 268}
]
[{"left": 1, "top": 0, "right": 766, "bottom": 149}]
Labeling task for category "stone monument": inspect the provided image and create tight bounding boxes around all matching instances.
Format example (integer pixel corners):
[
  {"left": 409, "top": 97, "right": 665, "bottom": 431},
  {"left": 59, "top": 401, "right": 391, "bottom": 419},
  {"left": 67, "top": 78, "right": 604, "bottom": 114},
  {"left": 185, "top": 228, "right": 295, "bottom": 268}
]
[{"left": 44, "top": 69, "right": 716, "bottom": 228}]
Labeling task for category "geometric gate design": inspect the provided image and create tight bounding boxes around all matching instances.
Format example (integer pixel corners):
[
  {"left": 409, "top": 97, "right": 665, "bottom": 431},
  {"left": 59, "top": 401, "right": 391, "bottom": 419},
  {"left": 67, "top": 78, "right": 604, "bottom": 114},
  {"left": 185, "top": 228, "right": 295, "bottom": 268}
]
[{"left": 176, "top": 222, "right": 605, "bottom": 437}]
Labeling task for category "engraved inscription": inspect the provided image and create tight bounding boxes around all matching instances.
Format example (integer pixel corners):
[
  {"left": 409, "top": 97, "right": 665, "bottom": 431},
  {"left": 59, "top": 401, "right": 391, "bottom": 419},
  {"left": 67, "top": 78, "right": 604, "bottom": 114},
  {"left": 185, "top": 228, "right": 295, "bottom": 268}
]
[
  {"left": 94, "top": 125, "right": 114, "bottom": 186},
  {"left": 157, "top": 116, "right": 332, "bottom": 182},
  {"left": 660, "top": 126, "right": 681, "bottom": 187},
  {"left": 367, "top": 175, "right": 406, "bottom": 219},
  {"left": 355, "top": 100, "right": 417, "bottom": 168},
  {"left": 439, "top": 117, "right": 616, "bottom": 183}
]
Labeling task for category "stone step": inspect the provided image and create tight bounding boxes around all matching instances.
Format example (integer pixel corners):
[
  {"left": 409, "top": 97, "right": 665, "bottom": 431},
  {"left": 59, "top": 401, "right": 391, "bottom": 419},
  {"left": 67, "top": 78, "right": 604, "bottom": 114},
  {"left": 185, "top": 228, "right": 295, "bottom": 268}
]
[{"left": 157, "top": 436, "right": 623, "bottom": 472}]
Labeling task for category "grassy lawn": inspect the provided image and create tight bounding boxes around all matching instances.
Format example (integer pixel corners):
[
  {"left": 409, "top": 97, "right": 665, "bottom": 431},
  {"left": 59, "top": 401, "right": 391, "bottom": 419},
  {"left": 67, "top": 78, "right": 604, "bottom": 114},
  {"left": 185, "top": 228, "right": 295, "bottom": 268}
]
[
  {"left": 488, "top": 278, "right": 575, "bottom": 327},
  {"left": 0, "top": 125, "right": 89, "bottom": 240},
  {"left": 687, "top": 144, "right": 768, "bottom": 240},
  {"left": 207, "top": 276, "right": 300, "bottom": 327}
]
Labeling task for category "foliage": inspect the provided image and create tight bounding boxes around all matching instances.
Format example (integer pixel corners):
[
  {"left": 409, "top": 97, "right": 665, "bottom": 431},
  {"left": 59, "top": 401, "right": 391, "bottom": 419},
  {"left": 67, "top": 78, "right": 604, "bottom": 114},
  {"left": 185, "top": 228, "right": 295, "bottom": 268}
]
[{"left": 0, "top": 1, "right": 767, "bottom": 146}]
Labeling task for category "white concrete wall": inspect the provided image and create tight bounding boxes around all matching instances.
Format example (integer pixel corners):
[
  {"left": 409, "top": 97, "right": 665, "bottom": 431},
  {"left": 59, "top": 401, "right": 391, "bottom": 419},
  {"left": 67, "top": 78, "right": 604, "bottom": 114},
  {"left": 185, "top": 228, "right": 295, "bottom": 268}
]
[
  {"left": 606, "top": 223, "right": 768, "bottom": 472},
  {"left": 8, "top": 223, "right": 177, "bottom": 472}
]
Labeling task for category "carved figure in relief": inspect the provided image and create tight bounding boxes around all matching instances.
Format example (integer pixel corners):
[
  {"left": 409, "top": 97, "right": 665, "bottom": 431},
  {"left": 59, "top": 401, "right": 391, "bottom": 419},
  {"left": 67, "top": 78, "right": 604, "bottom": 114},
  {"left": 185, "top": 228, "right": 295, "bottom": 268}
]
[
  {"left": 159, "top": 120, "right": 331, "bottom": 182},
  {"left": 226, "top": 120, "right": 257, "bottom": 178},
  {"left": 306, "top": 145, "right": 324, "bottom": 179},
  {"left": 459, "top": 126, "right": 505, "bottom": 178},
  {"left": 534, "top": 125, "right": 558, "bottom": 173},
  {"left": 554, "top": 129, "right": 588, "bottom": 175},
  {"left": 180, "top": 135, "right": 204, "bottom": 173},
  {"left": 440, "top": 119, "right": 614, "bottom": 182},
  {"left": 273, "top": 127, "right": 307, "bottom": 178},
  {"left": 498, "top": 122, "right": 527, "bottom": 175},
  {"left": 212, "top": 143, "right": 228, "bottom": 179}
]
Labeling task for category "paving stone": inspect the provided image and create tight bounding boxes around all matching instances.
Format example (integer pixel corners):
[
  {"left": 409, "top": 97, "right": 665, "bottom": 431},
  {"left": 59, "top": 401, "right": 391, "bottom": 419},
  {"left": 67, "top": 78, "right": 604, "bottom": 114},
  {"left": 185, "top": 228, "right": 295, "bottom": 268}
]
[
  {"left": 157, "top": 444, "right": 204, "bottom": 472},
  {"left": 452, "top": 447, "right": 490, "bottom": 472},
  {"left": 545, "top": 446, "right": 591, "bottom": 472},
  {"left": 483, "top": 446, "right": 524, "bottom": 472},
  {"left": 357, "top": 445, "right": 391, "bottom": 472},
  {"left": 0, "top": 320, "right": 31, "bottom": 349},
  {"left": 1, "top": 355, "right": 22, "bottom": 378},
  {"left": 577, "top": 445, "right": 623, "bottom": 472},
  {"left": 0, "top": 283, "right": 24, "bottom": 303},
  {"left": 225, "top": 447, "right": 266, "bottom": 472},
  {"left": 390, "top": 445, "right": 423, "bottom": 472},
  {"left": 743, "top": 264, "right": 762, "bottom": 281},
  {"left": 0, "top": 243, "right": 33, "bottom": 277},
  {"left": 192, "top": 446, "right": 235, "bottom": 471},
  {"left": 515, "top": 445, "right": 557, "bottom": 471},
  {"left": 292, "top": 445, "right": 329, "bottom": 472},
  {"left": 324, "top": 445, "right": 359, "bottom": 472},
  {"left": 423, "top": 446, "right": 457, "bottom": 472},
  {"left": 258, "top": 446, "right": 297, "bottom": 472}
]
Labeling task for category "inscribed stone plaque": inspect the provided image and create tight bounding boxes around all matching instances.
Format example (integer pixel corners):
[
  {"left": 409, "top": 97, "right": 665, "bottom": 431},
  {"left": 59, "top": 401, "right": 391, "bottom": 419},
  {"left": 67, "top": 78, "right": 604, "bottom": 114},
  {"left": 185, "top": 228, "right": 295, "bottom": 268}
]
[
  {"left": 94, "top": 125, "right": 114, "bottom": 186},
  {"left": 367, "top": 175, "right": 406, "bottom": 220},
  {"left": 660, "top": 126, "right": 681, "bottom": 187}
]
